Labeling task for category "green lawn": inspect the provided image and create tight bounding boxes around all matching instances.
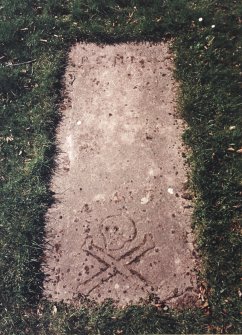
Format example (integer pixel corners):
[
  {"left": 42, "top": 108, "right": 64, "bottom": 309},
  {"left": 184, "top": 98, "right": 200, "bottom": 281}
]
[{"left": 0, "top": 0, "right": 241, "bottom": 334}]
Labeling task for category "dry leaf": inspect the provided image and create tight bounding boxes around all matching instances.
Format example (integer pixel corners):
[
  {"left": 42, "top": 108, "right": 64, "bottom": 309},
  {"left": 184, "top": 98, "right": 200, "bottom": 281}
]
[
  {"left": 167, "top": 187, "right": 174, "bottom": 194},
  {"left": 6, "top": 135, "right": 14, "bottom": 142},
  {"left": 202, "top": 301, "right": 209, "bottom": 308},
  {"left": 52, "top": 305, "right": 57, "bottom": 315},
  {"left": 238, "top": 288, "right": 242, "bottom": 298}
]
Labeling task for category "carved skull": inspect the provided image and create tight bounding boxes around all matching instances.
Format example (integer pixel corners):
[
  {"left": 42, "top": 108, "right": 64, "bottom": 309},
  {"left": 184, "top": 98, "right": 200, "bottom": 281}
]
[{"left": 101, "top": 215, "right": 136, "bottom": 250}]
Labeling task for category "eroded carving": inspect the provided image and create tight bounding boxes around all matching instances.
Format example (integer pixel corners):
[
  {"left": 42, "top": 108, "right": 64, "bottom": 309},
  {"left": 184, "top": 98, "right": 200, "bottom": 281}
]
[
  {"left": 100, "top": 215, "right": 137, "bottom": 251},
  {"left": 79, "top": 216, "right": 155, "bottom": 295}
]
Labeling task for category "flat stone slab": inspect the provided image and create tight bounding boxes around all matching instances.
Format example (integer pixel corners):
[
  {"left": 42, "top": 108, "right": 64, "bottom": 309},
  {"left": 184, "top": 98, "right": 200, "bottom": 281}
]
[{"left": 44, "top": 42, "right": 198, "bottom": 306}]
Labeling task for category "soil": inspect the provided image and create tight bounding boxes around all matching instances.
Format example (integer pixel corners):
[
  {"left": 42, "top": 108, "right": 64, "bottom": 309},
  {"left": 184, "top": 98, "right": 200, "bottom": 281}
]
[{"left": 43, "top": 42, "right": 198, "bottom": 306}]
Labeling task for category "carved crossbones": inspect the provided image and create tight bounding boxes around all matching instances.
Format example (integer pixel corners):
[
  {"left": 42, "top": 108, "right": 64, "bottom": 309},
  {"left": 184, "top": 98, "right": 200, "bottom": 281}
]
[{"left": 79, "top": 232, "right": 155, "bottom": 295}]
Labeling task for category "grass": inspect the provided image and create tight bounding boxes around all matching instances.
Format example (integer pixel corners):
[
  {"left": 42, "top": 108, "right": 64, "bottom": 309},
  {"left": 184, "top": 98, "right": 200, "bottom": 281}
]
[{"left": 0, "top": 0, "right": 241, "bottom": 334}]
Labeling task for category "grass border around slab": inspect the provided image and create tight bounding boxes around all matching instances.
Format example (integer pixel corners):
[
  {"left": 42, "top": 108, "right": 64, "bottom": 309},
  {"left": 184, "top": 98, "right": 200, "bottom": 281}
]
[{"left": 0, "top": 0, "right": 241, "bottom": 334}]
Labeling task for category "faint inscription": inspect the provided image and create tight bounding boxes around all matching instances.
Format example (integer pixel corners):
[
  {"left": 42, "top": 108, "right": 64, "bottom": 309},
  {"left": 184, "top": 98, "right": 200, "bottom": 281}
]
[{"left": 77, "top": 54, "right": 153, "bottom": 67}]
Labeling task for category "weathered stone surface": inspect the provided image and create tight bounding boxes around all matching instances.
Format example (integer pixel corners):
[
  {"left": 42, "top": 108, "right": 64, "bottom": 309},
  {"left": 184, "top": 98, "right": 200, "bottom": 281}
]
[{"left": 44, "top": 42, "right": 198, "bottom": 306}]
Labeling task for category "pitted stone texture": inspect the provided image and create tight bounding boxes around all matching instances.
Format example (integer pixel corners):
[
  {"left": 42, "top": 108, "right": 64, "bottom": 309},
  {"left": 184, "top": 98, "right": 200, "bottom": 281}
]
[{"left": 44, "top": 42, "right": 198, "bottom": 306}]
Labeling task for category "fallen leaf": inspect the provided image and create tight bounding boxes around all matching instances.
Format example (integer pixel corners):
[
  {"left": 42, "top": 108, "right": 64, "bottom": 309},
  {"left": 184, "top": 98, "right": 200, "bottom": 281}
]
[
  {"left": 202, "top": 301, "right": 209, "bottom": 309},
  {"left": 167, "top": 187, "right": 174, "bottom": 195},
  {"left": 238, "top": 288, "right": 242, "bottom": 298},
  {"left": 6, "top": 135, "right": 14, "bottom": 142},
  {"left": 181, "top": 192, "right": 193, "bottom": 200},
  {"left": 52, "top": 305, "right": 57, "bottom": 315}
]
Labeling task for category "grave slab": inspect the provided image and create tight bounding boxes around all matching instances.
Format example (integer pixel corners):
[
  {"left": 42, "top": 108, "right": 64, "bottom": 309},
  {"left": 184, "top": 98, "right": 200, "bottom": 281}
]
[{"left": 44, "top": 42, "right": 198, "bottom": 306}]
